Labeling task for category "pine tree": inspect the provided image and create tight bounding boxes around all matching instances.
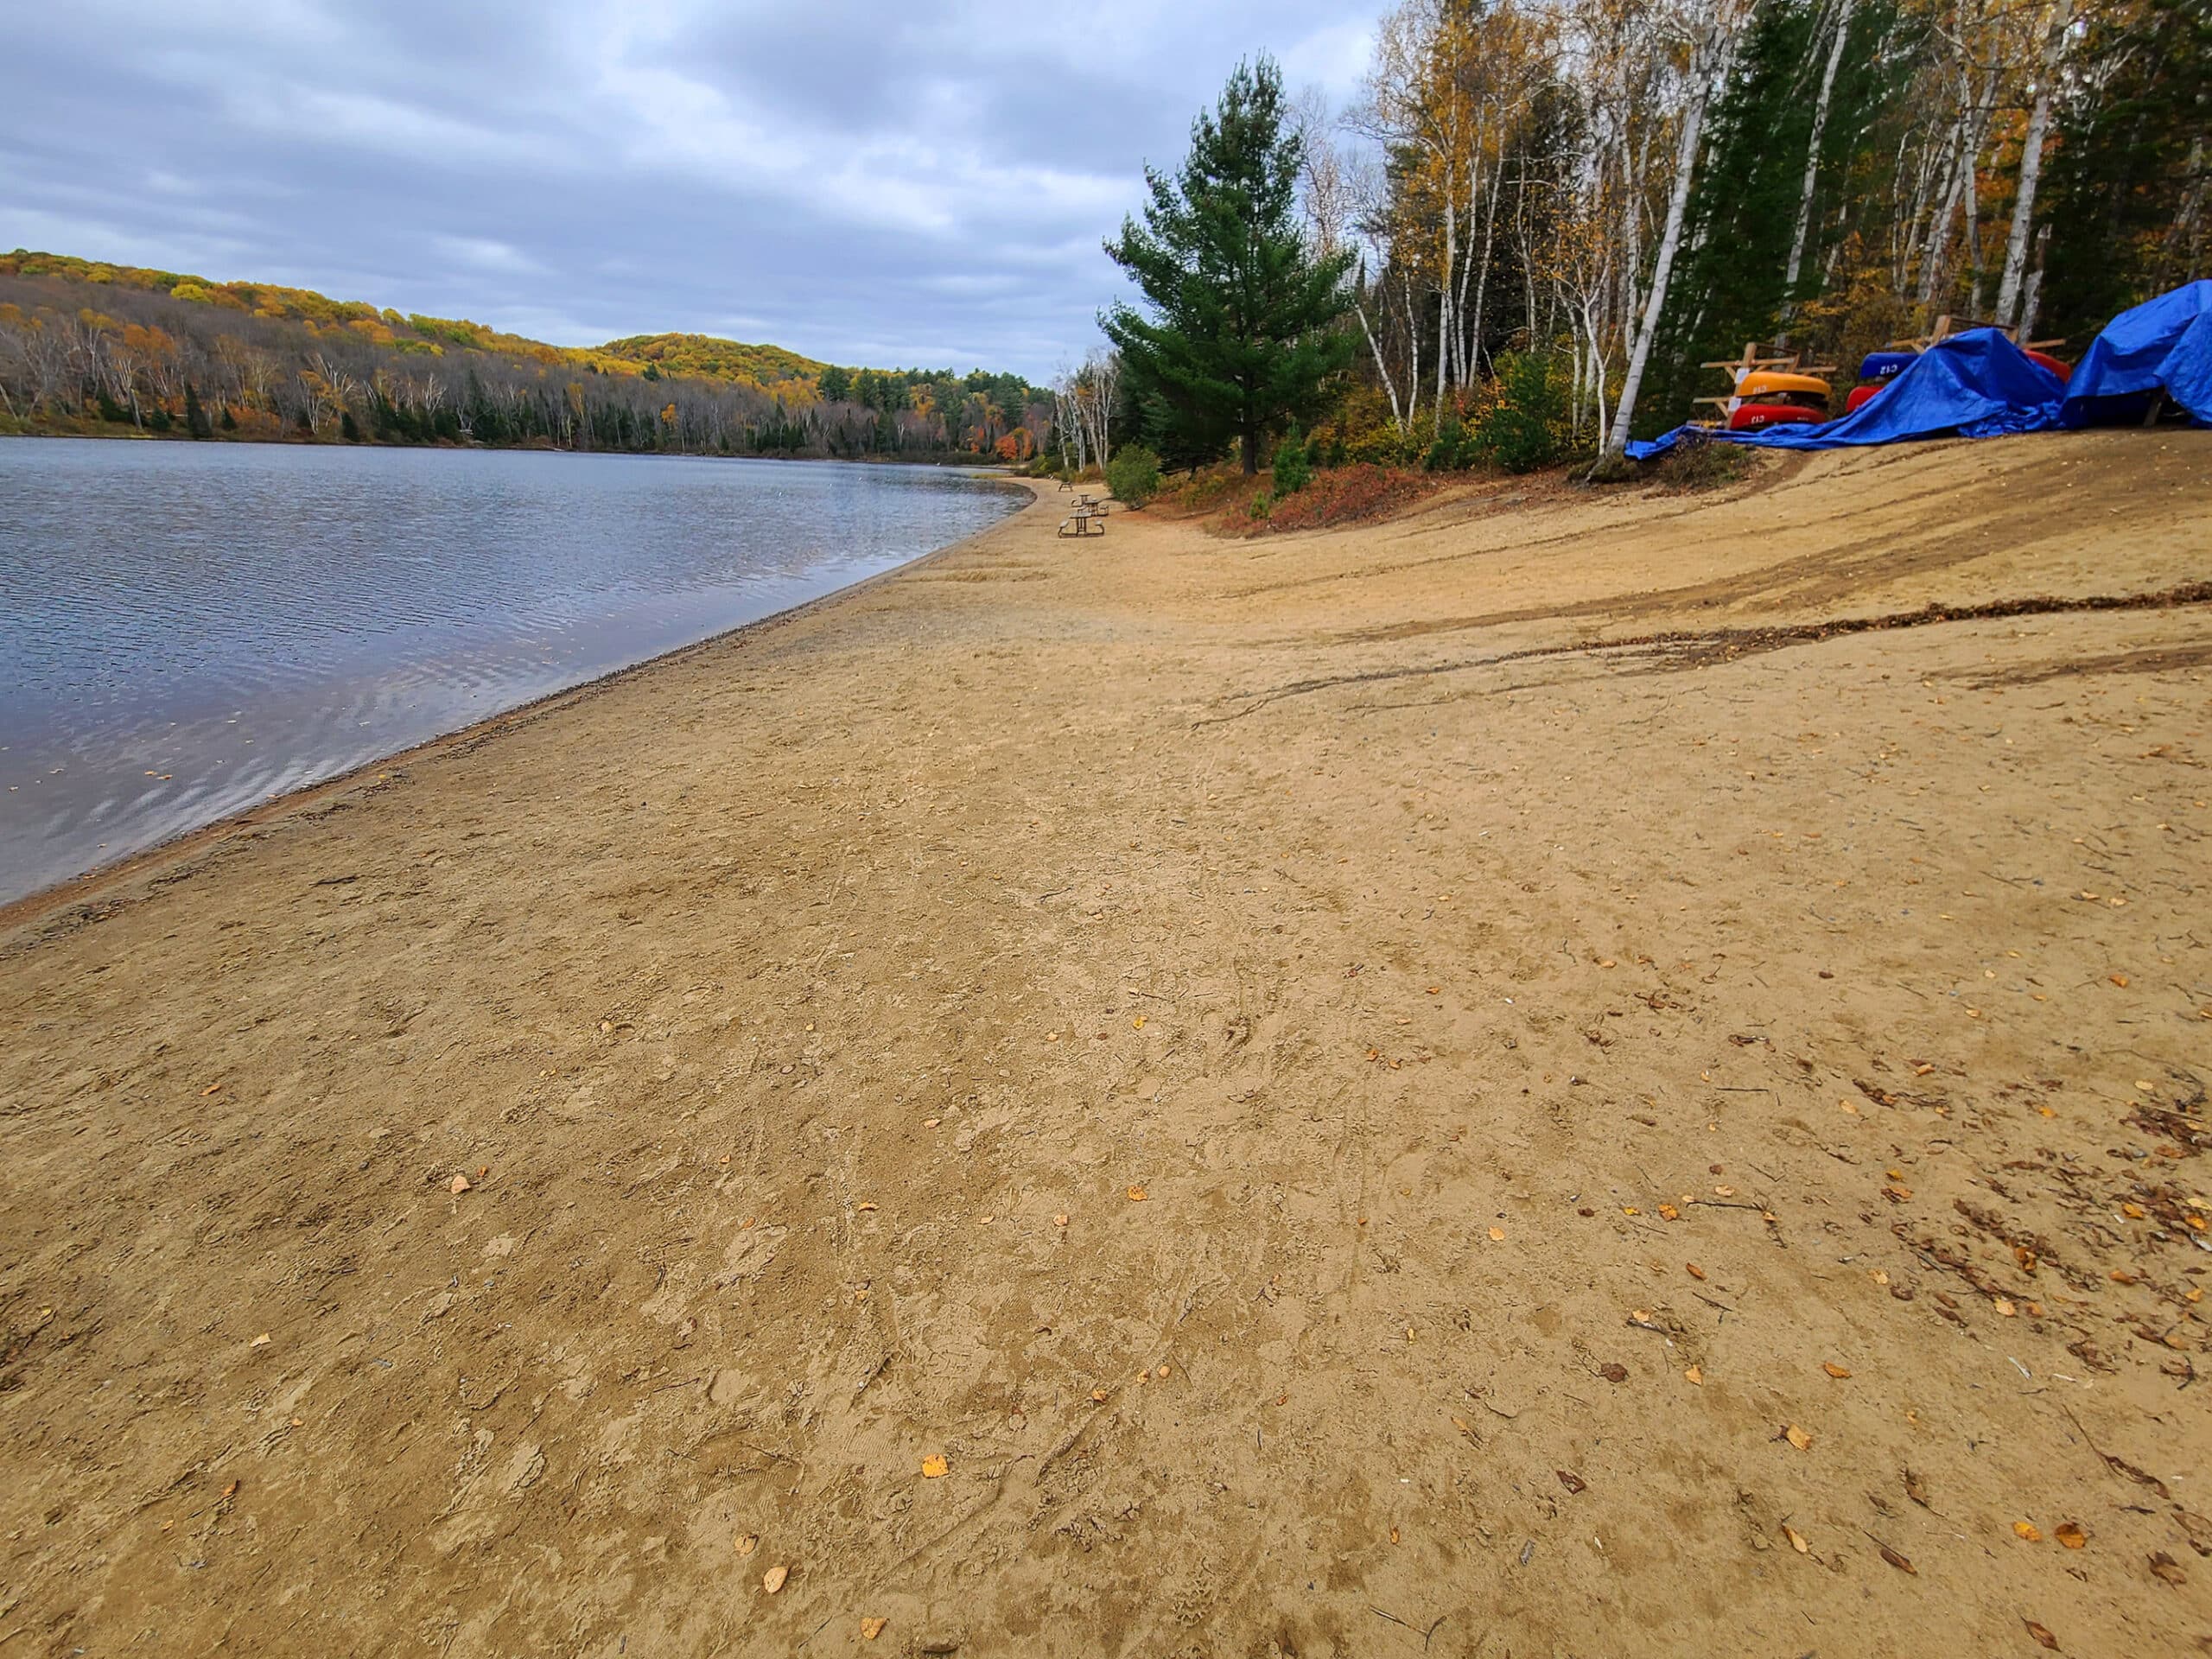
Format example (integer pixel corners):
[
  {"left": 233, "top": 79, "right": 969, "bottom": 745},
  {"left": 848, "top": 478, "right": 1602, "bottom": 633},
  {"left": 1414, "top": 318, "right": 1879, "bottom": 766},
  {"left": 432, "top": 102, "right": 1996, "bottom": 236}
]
[
  {"left": 184, "top": 381, "right": 212, "bottom": 439},
  {"left": 1103, "top": 57, "right": 1355, "bottom": 474}
]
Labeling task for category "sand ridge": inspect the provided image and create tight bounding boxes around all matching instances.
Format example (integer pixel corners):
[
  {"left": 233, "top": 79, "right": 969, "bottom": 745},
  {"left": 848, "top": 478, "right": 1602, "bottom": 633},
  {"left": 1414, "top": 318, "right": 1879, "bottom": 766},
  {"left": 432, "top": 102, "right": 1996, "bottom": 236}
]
[{"left": 2, "top": 431, "right": 2209, "bottom": 1656}]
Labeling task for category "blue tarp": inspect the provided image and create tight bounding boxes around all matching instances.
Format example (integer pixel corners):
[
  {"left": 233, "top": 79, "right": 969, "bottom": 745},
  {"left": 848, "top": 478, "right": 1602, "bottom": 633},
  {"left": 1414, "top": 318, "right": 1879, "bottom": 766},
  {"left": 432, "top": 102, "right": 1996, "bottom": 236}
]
[
  {"left": 2059, "top": 279, "right": 2212, "bottom": 429},
  {"left": 1624, "top": 328, "right": 2064, "bottom": 460}
]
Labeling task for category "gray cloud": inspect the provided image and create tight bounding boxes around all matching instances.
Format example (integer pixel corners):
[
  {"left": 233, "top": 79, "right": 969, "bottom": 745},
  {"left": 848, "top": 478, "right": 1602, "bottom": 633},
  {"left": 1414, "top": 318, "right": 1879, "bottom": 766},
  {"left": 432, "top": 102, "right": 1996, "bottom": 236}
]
[{"left": 0, "top": 0, "right": 1376, "bottom": 378}]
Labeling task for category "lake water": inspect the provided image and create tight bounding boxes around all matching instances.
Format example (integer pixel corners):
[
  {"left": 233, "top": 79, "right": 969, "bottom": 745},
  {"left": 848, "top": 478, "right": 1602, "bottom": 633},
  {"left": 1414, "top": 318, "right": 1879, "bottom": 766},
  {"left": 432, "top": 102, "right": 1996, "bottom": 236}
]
[{"left": 0, "top": 439, "right": 1020, "bottom": 905}]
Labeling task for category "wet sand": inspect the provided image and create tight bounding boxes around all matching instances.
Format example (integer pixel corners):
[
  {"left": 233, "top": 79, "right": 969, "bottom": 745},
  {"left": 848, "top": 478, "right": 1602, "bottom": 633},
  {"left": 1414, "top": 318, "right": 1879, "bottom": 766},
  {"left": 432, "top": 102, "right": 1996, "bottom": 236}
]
[{"left": 3, "top": 432, "right": 2209, "bottom": 1656}]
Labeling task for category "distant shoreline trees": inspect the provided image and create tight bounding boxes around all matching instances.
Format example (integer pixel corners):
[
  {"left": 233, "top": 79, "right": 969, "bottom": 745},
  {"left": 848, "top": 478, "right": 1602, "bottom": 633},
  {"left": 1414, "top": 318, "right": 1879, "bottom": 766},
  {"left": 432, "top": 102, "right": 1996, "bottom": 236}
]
[{"left": 0, "top": 251, "right": 1054, "bottom": 463}]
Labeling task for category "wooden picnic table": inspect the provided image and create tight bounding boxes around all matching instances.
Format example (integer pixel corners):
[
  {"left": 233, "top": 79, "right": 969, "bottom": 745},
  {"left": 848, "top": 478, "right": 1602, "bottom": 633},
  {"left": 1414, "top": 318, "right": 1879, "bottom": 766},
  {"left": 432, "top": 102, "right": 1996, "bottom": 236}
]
[{"left": 1058, "top": 502, "right": 1106, "bottom": 537}]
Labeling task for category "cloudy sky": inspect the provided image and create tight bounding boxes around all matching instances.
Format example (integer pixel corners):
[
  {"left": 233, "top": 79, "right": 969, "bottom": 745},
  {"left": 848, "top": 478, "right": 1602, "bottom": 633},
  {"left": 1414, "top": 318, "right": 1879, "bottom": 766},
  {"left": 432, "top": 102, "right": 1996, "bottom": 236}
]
[{"left": 0, "top": 0, "right": 1377, "bottom": 379}]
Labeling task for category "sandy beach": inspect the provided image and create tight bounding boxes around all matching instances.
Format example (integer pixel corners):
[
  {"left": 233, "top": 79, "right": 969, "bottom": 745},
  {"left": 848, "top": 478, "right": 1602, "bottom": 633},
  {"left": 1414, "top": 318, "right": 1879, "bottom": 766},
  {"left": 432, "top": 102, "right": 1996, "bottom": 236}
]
[{"left": 3, "top": 431, "right": 2209, "bottom": 1656}]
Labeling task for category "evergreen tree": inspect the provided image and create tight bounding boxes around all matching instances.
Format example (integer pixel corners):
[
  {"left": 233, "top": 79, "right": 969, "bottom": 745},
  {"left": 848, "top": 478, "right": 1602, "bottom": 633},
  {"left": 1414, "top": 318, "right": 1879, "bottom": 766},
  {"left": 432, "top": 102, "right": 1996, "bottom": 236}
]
[
  {"left": 1103, "top": 56, "right": 1355, "bottom": 474},
  {"left": 184, "top": 381, "right": 212, "bottom": 439},
  {"left": 818, "top": 364, "right": 852, "bottom": 403}
]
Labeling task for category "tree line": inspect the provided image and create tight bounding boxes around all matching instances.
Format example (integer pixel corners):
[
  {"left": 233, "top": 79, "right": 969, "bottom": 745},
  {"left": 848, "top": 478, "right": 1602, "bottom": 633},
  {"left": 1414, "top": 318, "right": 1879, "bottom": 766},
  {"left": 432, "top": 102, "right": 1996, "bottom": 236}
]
[
  {"left": 0, "top": 251, "right": 1054, "bottom": 462},
  {"left": 1096, "top": 0, "right": 2203, "bottom": 481}
]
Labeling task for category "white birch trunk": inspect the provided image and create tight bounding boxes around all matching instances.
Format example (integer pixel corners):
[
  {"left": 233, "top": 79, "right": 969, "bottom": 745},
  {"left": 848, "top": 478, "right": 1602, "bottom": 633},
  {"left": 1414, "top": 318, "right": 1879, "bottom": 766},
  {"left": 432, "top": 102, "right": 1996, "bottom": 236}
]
[
  {"left": 1994, "top": 0, "right": 2071, "bottom": 327},
  {"left": 1603, "top": 16, "right": 1742, "bottom": 461},
  {"left": 1780, "top": 0, "right": 1856, "bottom": 339}
]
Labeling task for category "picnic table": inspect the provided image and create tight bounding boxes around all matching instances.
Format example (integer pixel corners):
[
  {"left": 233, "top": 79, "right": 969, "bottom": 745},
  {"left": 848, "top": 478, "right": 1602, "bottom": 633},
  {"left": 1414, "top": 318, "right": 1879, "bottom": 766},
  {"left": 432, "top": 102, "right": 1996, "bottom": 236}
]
[{"left": 1058, "top": 499, "right": 1107, "bottom": 537}]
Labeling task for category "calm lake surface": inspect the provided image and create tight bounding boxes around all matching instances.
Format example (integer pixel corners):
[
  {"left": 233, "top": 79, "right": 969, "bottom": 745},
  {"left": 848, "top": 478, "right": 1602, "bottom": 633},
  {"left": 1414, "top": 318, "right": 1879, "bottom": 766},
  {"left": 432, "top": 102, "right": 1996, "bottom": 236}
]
[{"left": 0, "top": 440, "right": 1020, "bottom": 905}]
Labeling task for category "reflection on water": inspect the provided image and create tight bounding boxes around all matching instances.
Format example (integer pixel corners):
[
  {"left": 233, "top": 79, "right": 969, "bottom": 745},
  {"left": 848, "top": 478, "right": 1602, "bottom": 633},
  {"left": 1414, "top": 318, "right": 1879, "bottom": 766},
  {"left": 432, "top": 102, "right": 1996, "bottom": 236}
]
[{"left": 0, "top": 439, "right": 1019, "bottom": 903}]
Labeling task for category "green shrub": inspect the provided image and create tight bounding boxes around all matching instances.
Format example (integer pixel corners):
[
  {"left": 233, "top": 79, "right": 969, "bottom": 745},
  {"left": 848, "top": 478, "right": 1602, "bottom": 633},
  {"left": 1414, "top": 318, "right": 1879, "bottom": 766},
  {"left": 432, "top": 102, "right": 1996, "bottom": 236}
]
[
  {"left": 1471, "top": 353, "right": 1568, "bottom": 473},
  {"left": 1104, "top": 443, "right": 1163, "bottom": 507},
  {"left": 1272, "top": 425, "right": 1312, "bottom": 494}
]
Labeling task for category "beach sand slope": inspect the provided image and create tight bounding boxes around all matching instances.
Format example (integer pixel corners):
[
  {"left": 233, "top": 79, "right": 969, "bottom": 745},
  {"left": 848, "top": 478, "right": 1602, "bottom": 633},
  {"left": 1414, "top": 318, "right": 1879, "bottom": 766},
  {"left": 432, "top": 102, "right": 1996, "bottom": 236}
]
[{"left": 3, "top": 431, "right": 2209, "bottom": 1656}]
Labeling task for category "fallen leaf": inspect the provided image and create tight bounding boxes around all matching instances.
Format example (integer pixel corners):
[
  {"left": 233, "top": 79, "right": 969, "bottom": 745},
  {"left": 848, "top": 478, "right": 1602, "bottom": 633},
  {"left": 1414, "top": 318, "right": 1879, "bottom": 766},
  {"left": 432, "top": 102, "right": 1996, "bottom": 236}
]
[
  {"left": 2024, "top": 1618, "right": 2058, "bottom": 1650},
  {"left": 449, "top": 1174, "right": 471, "bottom": 1195},
  {"left": 1131, "top": 1015, "right": 1145, "bottom": 1029},
  {"left": 200, "top": 1083, "right": 224, "bottom": 1096},
  {"left": 249, "top": 1332, "right": 271, "bottom": 1348},
  {"left": 762, "top": 1564, "right": 788, "bottom": 1594},
  {"left": 2150, "top": 1551, "right": 2187, "bottom": 1586},
  {"left": 2056, "top": 1522, "right": 2086, "bottom": 1549},
  {"left": 1713, "top": 1185, "right": 1736, "bottom": 1198},
  {"left": 221, "top": 1480, "right": 239, "bottom": 1499},
  {"left": 1555, "top": 1469, "right": 1586, "bottom": 1494},
  {"left": 1822, "top": 1362, "right": 1851, "bottom": 1379},
  {"left": 1783, "top": 1424, "right": 1813, "bottom": 1452},
  {"left": 1995, "top": 1298, "right": 2017, "bottom": 1317},
  {"left": 1782, "top": 1524, "right": 1809, "bottom": 1554},
  {"left": 1878, "top": 1542, "right": 1916, "bottom": 1575},
  {"left": 856, "top": 1201, "right": 878, "bottom": 1212},
  {"left": 1090, "top": 1388, "right": 1109, "bottom": 1402},
  {"left": 920, "top": 1454, "right": 949, "bottom": 1478},
  {"left": 1686, "top": 1262, "right": 1707, "bottom": 1281},
  {"left": 1599, "top": 1363, "right": 1628, "bottom": 1383},
  {"left": 1622, "top": 1206, "right": 1641, "bottom": 1216},
  {"left": 1488, "top": 1226, "right": 1505, "bottom": 1242},
  {"left": 1904, "top": 1468, "right": 1930, "bottom": 1508},
  {"left": 2122, "top": 1203, "right": 2145, "bottom": 1219},
  {"left": 1389, "top": 1525, "right": 1402, "bottom": 1544},
  {"left": 1684, "top": 1365, "right": 1702, "bottom": 1385},
  {"left": 2111, "top": 974, "right": 2130, "bottom": 988},
  {"left": 1156, "top": 1363, "right": 1171, "bottom": 1378},
  {"left": 1870, "top": 1268, "right": 1891, "bottom": 1287},
  {"left": 1053, "top": 1213, "right": 1069, "bottom": 1228},
  {"left": 2014, "top": 1521, "right": 2043, "bottom": 1542},
  {"left": 861, "top": 1617, "right": 888, "bottom": 1641},
  {"left": 734, "top": 1533, "right": 758, "bottom": 1557},
  {"left": 1658, "top": 1204, "right": 1680, "bottom": 1221},
  {"left": 1599, "top": 959, "right": 1617, "bottom": 969},
  {"left": 1126, "top": 1185, "right": 1147, "bottom": 1202}
]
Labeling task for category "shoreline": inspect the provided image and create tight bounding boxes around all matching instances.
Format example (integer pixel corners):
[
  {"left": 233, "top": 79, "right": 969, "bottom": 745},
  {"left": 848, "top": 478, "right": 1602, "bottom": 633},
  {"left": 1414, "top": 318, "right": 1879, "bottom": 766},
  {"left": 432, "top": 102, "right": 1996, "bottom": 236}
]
[
  {"left": 0, "top": 474, "right": 1049, "bottom": 944},
  {"left": 2, "top": 430, "right": 2207, "bottom": 1654}
]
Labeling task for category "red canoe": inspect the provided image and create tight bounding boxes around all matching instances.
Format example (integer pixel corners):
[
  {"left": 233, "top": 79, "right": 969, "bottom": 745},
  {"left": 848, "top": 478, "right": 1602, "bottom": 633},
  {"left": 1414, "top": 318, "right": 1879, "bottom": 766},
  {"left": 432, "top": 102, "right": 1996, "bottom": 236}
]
[{"left": 1727, "top": 402, "right": 1827, "bottom": 432}]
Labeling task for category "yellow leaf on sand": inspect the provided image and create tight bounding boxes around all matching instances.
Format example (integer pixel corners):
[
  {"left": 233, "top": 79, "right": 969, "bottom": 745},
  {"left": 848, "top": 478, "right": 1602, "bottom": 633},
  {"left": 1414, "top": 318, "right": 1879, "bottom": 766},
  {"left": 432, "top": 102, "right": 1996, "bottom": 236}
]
[
  {"left": 1822, "top": 1362, "right": 1850, "bottom": 1379},
  {"left": 1686, "top": 1262, "right": 1707, "bottom": 1281},
  {"left": 1995, "top": 1298, "right": 2017, "bottom": 1317},
  {"left": 1870, "top": 1268, "right": 1891, "bottom": 1287},
  {"left": 1132, "top": 1015, "right": 1146, "bottom": 1029},
  {"left": 856, "top": 1201, "right": 878, "bottom": 1212},
  {"left": 734, "top": 1533, "right": 758, "bottom": 1557},
  {"left": 762, "top": 1564, "right": 788, "bottom": 1594},
  {"left": 1783, "top": 1524, "right": 1809, "bottom": 1554},
  {"left": 2055, "top": 1522, "right": 2086, "bottom": 1549},
  {"left": 449, "top": 1174, "right": 471, "bottom": 1195},
  {"left": 2123, "top": 1203, "right": 2145, "bottom": 1219},
  {"left": 1091, "top": 1389, "right": 1109, "bottom": 1402},
  {"left": 1126, "top": 1185, "right": 1147, "bottom": 1202},
  {"left": 1053, "top": 1213, "right": 1069, "bottom": 1228},
  {"left": 861, "top": 1618, "right": 887, "bottom": 1641},
  {"left": 1488, "top": 1227, "right": 1505, "bottom": 1242},
  {"left": 250, "top": 1333, "right": 271, "bottom": 1348},
  {"left": 2014, "top": 1522, "right": 2043, "bottom": 1542},
  {"left": 1784, "top": 1424, "right": 1813, "bottom": 1451},
  {"left": 1684, "top": 1365, "right": 1702, "bottom": 1385},
  {"left": 2111, "top": 974, "right": 2130, "bottom": 988},
  {"left": 920, "top": 1454, "right": 949, "bottom": 1478}
]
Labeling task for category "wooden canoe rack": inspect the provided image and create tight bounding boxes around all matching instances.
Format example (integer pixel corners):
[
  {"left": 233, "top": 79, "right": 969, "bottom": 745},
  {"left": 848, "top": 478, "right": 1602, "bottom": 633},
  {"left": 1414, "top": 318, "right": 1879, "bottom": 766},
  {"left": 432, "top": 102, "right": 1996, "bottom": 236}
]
[
  {"left": 1883, "top": 315, "right": 2066, "bottom": 354},
  {"left": 1693, "top": 340, "right": 1838, "bottom": 414}
]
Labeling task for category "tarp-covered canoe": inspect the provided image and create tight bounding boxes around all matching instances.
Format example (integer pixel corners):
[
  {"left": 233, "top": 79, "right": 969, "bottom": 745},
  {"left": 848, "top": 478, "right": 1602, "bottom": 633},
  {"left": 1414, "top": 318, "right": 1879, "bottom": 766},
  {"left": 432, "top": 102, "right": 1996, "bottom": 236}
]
[{"left": 2058, "top": 280, "right": 2212, "bottom": 428}]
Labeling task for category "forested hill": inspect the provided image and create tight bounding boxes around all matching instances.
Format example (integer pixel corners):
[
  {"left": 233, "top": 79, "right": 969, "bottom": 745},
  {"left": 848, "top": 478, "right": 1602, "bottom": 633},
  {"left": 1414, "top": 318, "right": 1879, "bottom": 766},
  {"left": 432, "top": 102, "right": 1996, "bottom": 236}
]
[{"left": 0, "top": 250, "right": 1053, "bottom": 461}]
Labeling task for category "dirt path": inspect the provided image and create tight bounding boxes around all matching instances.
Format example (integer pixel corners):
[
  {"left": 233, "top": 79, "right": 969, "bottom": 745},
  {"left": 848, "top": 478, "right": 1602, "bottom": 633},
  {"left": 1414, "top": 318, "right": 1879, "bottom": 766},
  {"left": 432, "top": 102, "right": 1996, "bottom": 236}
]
[{"left": 3, "top": 432, "right": 2209, "bottom": 1657}]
